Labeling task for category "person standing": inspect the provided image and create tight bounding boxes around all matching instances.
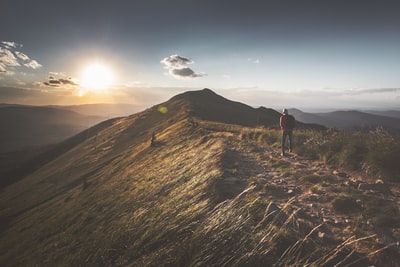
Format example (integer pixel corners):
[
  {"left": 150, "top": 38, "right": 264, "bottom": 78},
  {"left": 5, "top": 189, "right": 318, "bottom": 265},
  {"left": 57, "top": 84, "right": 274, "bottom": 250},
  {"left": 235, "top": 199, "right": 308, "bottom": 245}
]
[{"left": 280, "top": 108, "right": 295, "bottom": 156}]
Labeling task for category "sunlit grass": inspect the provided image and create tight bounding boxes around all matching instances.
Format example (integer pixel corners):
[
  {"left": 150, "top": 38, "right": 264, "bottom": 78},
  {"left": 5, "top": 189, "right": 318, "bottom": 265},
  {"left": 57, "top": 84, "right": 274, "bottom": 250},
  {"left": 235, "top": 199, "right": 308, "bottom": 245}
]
[
  {"left": 1, "top": 116, "right": 399, "bottom": 266},
  {"left": 243, "top": 127, "right": 400, "bottom": 182}
]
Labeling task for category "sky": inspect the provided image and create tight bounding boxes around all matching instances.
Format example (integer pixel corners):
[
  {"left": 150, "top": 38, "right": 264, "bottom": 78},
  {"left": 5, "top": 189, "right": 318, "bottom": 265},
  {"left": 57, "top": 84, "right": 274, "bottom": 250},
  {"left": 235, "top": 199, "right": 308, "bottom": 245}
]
[{"left": 1, "top": 0, "right": 400, "bottom": 111}]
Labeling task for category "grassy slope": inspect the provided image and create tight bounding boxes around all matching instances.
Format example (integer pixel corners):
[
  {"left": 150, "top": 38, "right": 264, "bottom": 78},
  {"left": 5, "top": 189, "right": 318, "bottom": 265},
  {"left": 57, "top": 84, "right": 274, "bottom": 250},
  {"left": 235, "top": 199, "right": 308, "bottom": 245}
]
[
  {"left": 1, "top": 90, "right": 399, "bottom": 266},
  {"left": 0, "top": 114, "right": 227, "bottom": 266},
  {"left": 3, "top": 120, "right": 398, "bottom": 266}
]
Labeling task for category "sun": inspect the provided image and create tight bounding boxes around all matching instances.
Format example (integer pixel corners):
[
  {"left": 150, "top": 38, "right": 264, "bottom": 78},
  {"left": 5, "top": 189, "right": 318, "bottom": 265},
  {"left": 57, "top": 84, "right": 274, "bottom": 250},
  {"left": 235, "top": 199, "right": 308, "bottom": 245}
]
[{"left": 81, "top": 63, "right": 113, "bottom": 91}]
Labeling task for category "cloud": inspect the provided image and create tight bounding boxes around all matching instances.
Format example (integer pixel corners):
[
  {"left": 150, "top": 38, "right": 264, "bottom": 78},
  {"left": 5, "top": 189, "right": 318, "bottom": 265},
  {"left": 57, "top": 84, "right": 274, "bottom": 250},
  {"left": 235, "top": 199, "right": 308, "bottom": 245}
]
[
  {"left": 0, "top": 47, "right": 20, "bottom": 67},
  {"left": 43, "top": 75, "right": 79, "bottom": 87},
  {"left": 1, "top": 41, "right": 20, "bottom": 49},
  {"left": 0, "top": 41, "right": 42, "bottom": 75},
  {"left": 15, "top": 51, "right": 30, "bottom": 61},
  {"left": 161, "top": 55, "right": 192, "bottom": 68},
  {"left": 170, "top": 67, "right": 205, "bottom": 78},
  {"left": 161, "top": 54, "right": 206, "bottom": 79},
  {"left": 0, "top": 65, "right": 7, "bottom": 73},
  {"left": 24, "top": 60, "right": 42, "bottom": 69},
  {"left": 346, "top": 88, "right": 400, "bottom": 95},
  {"left": 248, "top": 58, "right": 260, "bottom": 64}
]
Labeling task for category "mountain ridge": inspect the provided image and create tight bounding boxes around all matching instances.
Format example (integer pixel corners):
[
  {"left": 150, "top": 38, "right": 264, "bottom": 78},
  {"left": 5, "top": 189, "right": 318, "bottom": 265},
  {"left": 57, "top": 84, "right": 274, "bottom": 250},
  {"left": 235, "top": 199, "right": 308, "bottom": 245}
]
[
  {"left": 289, "top": 108, "right": 400, "bottom": 130},
  {"left": 1, "top": 88, "right": 399, "bottom": 266},
  {"left": 170, "top": 88, "right": 324, "bottom": 130}
]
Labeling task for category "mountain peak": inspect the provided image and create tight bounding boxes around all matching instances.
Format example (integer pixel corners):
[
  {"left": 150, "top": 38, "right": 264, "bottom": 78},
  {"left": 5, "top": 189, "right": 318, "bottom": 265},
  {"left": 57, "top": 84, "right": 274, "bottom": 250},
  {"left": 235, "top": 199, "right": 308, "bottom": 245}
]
[
  {"left": 167, "top": 88, "right": 281, "bottom": 127},
  {"left": 169, "top": 88, "right": 220, "bottom": 102}
]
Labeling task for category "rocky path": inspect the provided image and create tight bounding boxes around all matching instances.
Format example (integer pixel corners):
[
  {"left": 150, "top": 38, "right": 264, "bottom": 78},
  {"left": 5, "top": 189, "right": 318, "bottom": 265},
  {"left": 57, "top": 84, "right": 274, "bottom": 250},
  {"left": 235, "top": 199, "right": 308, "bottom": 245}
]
[{"left": 231, "top": 138, "right": 400, "bottom": 255}]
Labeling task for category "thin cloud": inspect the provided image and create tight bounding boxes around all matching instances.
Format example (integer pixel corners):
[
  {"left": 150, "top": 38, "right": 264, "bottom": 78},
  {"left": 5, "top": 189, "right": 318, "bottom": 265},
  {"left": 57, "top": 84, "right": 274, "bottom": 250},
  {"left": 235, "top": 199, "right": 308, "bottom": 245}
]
[
  {"left": 346, "top": 88, "right": 400, "bottom": 95},
  {"left": 15, "top": 51, "right": 30, "bottom": 61},
  {"left": 24, "top": 60, "right": 42, "bottom": 69},
  {"left": 161, "top": 54, "right": 206, "bottom": 79},
  {"left": 0, "top": 48, "right": 20, "bottom": 66},
  {"left": 0, "top": 65, "right": 7, "bottom": 73},
  {"left": 288, "top": 87, "right": 400, "bottom": 98},
  {"left": 248, "top": 58, "right": 260, "bottom": 64},
  {"left": 1, "top": 41, "right": 20, "bottom": 49},
  {"left": 43, "top": 75, "right": 79, "bottom": 87},
  {"left": 0, "top": 41, "right": 42, "bottom": 75}
]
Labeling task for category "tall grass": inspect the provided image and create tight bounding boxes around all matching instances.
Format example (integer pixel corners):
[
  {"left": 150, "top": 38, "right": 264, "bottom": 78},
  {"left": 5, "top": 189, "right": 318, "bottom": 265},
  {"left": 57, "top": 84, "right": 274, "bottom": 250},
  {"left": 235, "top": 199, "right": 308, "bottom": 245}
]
[
  {"left": 2, "top": 119, "right": 398, "bottom": 266},
  {"left": 179, "top": 187, "right": 380, "bottom": 267},
  {"left": 242, "top": 127, "right": 400, "bottom": 182}
]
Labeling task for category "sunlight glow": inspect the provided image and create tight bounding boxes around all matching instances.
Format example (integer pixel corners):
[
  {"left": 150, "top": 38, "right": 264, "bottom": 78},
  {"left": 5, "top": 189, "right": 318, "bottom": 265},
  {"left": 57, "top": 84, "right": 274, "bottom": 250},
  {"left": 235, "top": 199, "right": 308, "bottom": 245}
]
[{"left": 81, "top": 63, "right": 113, "bottom": 91}]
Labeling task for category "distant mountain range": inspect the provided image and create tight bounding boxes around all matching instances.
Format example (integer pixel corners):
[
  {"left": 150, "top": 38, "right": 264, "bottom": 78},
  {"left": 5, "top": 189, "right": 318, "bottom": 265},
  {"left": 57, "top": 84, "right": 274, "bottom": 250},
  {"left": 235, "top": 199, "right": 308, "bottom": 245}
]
[
  {"left": 363, "top": 110, "right": 400, "bottom": 119},
  {"left": 289, "top": 108, "right": 400, "bottom": 130},
  {"left": 0, "top": 105, "right": 106, "bottom": 152},
  {"left": 0, "top": 103, "right": 143, "bottom": 118},
  {"left": 48, "top": 103, "right": 145, "bottom": 118}
]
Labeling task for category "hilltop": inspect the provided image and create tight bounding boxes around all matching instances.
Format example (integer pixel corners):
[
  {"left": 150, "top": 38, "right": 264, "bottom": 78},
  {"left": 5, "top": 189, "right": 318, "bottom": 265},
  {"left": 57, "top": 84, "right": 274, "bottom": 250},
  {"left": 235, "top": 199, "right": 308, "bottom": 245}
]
[{"left": 1, "top": 89, "right": 399, "bottom": 266}]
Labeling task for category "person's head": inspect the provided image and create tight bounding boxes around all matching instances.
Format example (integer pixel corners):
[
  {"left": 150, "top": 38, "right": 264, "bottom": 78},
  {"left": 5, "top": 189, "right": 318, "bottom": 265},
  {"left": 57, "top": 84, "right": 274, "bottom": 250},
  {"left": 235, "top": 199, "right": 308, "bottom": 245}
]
[{"left": 282, "top": 108, "right": 288, "bottom": 115}]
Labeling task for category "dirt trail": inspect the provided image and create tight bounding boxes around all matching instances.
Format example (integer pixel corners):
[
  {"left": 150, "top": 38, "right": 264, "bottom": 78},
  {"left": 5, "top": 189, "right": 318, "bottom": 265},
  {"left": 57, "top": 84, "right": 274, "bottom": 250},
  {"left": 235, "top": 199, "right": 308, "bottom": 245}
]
[{"left": 230, "top": 138, "right": 400, "bottom": 252}]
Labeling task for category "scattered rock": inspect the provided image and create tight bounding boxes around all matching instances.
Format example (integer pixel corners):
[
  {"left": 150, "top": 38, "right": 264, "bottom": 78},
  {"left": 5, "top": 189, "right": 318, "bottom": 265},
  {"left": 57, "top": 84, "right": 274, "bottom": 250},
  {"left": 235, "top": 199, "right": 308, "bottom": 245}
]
[
  {"left": 392, "top": 228, "right": 400, "bottom": 240},
  {"left": 344, "top": 178, "right": 360, "bottom": 188},
  {"left": 334, "top": 218, "right": 344, "bottom": 225},
  {"left": 318, "top": 231, "right": 326, "bottom": 239},
  {"left": 307, "top": 194, "right": 321, "bottom": 201},
  {"left": 358, "top": 183, "right": 392, "bottom": 195},
  {"left": 333, "top": 170, "right": 347, "bottom": 178}
]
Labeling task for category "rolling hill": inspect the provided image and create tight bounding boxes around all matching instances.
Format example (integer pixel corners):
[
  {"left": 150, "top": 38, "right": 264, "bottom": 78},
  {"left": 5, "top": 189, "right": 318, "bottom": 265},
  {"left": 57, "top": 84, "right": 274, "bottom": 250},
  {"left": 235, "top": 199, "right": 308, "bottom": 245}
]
[
  {"left": 49, "top": 103, "right": 145, "bottom": 118},
  {"left": 289, "top": 108, "right": 400, "bottom": 130},
  {"left": 1, "top": 89, "right": 399, "bottom": 266},
  {"left": 0, "top": 105, "right": 106, "bottom": 153},
  {"left": 364, "top": 110, "right": 400, "bottom": 119}
]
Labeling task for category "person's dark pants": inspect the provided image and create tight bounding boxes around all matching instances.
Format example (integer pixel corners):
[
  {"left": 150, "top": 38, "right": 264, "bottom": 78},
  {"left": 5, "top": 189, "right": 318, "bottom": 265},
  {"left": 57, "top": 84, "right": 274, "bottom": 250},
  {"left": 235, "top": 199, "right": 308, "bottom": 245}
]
[{"left": 281, "top": 131, "right": 293, "bottom": 155}]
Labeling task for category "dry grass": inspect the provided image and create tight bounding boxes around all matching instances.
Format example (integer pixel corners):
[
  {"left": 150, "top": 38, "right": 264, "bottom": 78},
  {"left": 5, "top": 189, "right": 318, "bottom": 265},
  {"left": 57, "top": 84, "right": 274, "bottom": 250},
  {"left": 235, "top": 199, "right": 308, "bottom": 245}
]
[{"left": 1, "top": 111, "right": 399, "bottom": 266}]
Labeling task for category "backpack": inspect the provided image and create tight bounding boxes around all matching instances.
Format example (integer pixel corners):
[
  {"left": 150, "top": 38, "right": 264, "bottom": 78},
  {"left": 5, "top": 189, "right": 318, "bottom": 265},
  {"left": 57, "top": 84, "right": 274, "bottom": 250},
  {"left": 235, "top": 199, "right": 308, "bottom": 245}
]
[{"left": 285, "top": 115, "right": 295, "bottom": 129}]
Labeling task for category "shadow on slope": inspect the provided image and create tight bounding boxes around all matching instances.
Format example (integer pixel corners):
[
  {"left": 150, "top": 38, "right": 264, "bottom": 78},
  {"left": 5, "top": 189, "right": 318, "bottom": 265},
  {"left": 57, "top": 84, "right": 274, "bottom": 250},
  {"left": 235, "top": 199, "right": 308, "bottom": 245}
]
[
  {"left": 0, "top": 105, "right": 106, "bottom": 152},
  {"left": 0, "top": 118, "right": 119, "bottom": 189},
  {"left": 2, "top": 88, "right": 338, "bottom": 266}
]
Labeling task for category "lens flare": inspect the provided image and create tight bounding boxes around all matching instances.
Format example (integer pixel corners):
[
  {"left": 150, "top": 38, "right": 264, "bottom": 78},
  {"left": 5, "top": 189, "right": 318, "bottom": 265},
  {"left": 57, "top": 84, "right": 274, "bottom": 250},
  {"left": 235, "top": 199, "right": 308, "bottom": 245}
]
[{"left": 158, "top": 106, "right": 168, "bottom": 114}]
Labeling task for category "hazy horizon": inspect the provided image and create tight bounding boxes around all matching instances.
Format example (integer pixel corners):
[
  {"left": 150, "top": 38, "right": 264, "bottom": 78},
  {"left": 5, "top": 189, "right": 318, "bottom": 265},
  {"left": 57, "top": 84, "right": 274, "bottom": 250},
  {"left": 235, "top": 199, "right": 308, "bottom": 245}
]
[
  {"left": 1, "top": 87, "right": 399, "bottom": 115},
  {"left": 1, "top": 1, "right": 399, "bottom": 111}
]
